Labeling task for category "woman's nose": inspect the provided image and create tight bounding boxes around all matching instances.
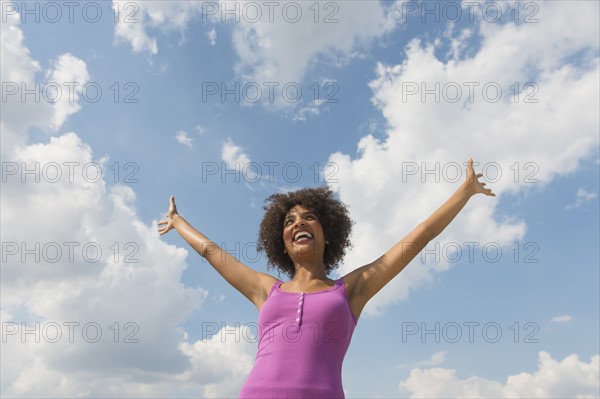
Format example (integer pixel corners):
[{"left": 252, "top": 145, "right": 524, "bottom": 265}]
[{"left": 293, "top": 219, "right": 306, "bottom": 228}]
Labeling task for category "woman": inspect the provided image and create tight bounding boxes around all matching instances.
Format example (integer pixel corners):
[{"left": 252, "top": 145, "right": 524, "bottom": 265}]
[{"left": 158, "top": 158, "right": 495, "bottom": 398}]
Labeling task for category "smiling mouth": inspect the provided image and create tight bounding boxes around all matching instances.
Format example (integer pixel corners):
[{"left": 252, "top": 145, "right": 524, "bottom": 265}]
[{"left": 293, "top": 231, "right": 314, "bottom": 243}]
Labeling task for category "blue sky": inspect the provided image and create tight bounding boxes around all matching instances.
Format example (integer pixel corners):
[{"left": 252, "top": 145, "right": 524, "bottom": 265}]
[{"left": 1, "top": 1, "right": 599, "bottom": 397}]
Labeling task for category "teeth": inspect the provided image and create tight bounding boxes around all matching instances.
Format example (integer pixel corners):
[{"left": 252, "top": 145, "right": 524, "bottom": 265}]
[{"left": 294, "top": 231, "right": 313, "bottom": 241}]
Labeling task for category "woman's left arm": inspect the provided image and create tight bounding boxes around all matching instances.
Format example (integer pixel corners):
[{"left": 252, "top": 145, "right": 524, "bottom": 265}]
[{"left": 345, "top": 158, "right": 495, "bottom": 310}]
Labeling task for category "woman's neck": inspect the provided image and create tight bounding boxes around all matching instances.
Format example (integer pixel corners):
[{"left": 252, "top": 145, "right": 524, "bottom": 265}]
[{"left": 290, "top": 264, "right": 330, "bottom": 283}]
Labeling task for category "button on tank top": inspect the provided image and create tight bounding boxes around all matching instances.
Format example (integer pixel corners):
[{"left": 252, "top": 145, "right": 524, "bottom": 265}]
[{"left": 239, "top": 277, "right": 358, "bottom": 399}]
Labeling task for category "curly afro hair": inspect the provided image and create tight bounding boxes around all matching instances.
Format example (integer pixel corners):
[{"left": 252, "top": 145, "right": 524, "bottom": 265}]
[{"left": 257, "top": 186, "right": 353, "bottom": 278}]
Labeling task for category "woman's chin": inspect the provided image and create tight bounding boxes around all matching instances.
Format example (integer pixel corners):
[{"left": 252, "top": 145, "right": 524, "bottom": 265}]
[
  {"left": 289, "top": 243, "right": 324, "bottom": 258},
  {"left": 291, "top": 240, "right": 316, "bottom": 251}
]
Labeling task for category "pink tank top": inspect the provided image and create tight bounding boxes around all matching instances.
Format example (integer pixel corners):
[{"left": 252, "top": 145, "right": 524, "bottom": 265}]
[{"left": 239, "top": 277, "right": 358, "bottom": 398}]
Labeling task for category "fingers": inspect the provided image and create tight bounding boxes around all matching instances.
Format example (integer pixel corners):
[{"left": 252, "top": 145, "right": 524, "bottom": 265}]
[
  {"left": 466, "top": 158, "right": 496, "bottom": 197},
  {"left": 169, "top": 195, "right": 178, "bottom": 213},
  {"left": 157, "top": 219, "right": 172, "bottom": 235},
  {"left": 465, "top": 159, "right": 475, "bottom": 181},
  {"left": 484, "top": 187, "right": 495, "bottom": 196},
  {"left": 157, "top": 224, "right": 171, "bottom": 235},
  {"left": 157, "top": 196, "right": 177, "bottom": 237}
]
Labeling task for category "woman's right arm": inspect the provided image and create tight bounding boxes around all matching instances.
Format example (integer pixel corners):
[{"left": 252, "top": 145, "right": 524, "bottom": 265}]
[{"left": 158, "top": 196, "right": 276, "bottom": 309}]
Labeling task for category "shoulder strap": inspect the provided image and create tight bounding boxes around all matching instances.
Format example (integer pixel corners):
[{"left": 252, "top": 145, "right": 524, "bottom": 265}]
[{"left": 268, "top": 279, "right": 282, "bottom": 296}]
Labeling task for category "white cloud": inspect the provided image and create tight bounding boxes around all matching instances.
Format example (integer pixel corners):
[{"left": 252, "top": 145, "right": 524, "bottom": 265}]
[
  {"left": 112, "top": 1, "right": 204, "bottom": 54},
  {"left": 1, "top": 13, "right": 253, "bottom": 397},
  {"left": 292, "top": 105, "right": 321, "bottom": 122},
  {"left": 0, "top": 13, "right": 88, "bottom": 158},
  {"left": 221, "top": 137, "right": 251, "bottom": 169},
  {"left": 566, "top": 188, "right": 597, "bottom": 210},
  {"left": 399, "top": 351, "right": 600, "bottom": 398},
  {"left": 46, "top": 53, "right": 90, "bottom": 130},
  {"left": 327, "top": 0, "right": 599, "bottom": 316},
  {"left": 195, "top": 124, "right": 206, "bottom": 135},
  {"left": 3, "top": 323, "right": 255, "bottom": 397},
  {"left": 551, "top": 315, "right": 573, "bottom": 323},
  {"left": 179, "top": 325, "right": 256, "bottom": 398},
  {"left": 229, "top": 1, "right": 397, "bottom": 100},
  {"left": 208, "top": 28, "right": 217, "bottom": 46},
  {"left": 415, "top": 351, "right": 448, "bottom": 367},
  {"left": 221, "top": 137, "right": 264, "bottom": 187},
  {"left": 219, "top": 138, "right": 313, "bottom": 192},
  {"left": 112, "top": 1, "right": 400, "bottom": 108},
  {"left": 176, "top": 130, "right": 193, "bottom": 149}
]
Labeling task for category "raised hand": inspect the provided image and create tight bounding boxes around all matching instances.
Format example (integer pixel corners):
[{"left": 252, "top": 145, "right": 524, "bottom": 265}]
[
  {"left": 464, "top": 158, "right": 495, "bottom": 197},
  {"left": 155, "top": 193, "right": 273, "bottom": 310},
  {"left": 158, "top": 195, "right": 179, "bottom": 235}
]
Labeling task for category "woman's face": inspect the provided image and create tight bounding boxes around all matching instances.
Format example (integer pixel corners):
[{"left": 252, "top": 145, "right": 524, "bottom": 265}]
[{"left": 282, "top": 204, "right": 326, "bottom": 261}]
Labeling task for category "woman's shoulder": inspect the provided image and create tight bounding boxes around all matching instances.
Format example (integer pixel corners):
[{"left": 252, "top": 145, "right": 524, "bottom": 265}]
[{"left": 259, "top": 273, "right": 280, "bottom": 290}]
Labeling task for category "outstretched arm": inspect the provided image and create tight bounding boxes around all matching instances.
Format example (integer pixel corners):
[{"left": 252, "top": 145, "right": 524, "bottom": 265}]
[
  {"left": 158, "top": 196, "right": 275, "bottom": 309},
  {"left": 344, "top": 158, "right": 495, "bottom": 317}
]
